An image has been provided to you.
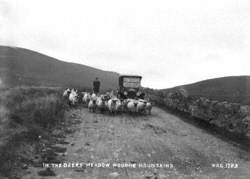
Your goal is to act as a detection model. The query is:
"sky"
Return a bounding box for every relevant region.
[1,0,250,89]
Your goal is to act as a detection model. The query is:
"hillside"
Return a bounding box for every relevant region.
[163,76,250,105]
[0,46,119,90]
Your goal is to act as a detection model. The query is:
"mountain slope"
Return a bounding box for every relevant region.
[163,76,250,105]
[0,46,119,90]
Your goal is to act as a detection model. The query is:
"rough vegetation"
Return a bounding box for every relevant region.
[0,86,68,178]
[145,88,250,136]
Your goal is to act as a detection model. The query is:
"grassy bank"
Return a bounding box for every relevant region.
[0,86,68,178]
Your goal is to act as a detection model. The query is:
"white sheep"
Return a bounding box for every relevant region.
[82,92,91,106]
[107,98,120,114]
[96,95,107,113]
[88,99,97,112]
[63,88,70,98]
[145,102,152,115]
[137,99,147,114]
[69,89,78,106]
[126,99,138,113]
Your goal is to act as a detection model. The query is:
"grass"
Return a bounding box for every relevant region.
[0,86,68,177]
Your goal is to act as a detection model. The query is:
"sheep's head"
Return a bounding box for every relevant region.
[112,99,118,104]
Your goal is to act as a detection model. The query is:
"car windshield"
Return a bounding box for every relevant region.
[123,77,141,88]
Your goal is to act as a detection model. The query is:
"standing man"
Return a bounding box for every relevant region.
[93,77,101,94]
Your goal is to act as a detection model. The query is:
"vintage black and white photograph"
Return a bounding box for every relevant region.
[0,0,250,178]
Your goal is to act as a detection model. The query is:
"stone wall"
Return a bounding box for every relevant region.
[149,89,250,135]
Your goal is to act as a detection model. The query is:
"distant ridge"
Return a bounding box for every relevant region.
[163,76,250,105]
[0,46,119,90]
[2,46,250,105]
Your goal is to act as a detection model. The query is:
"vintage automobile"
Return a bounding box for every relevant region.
[118,75,145,99]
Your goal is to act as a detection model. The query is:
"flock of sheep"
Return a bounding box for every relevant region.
[63,88,152,115]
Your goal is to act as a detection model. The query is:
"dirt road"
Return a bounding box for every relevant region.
[23,107,250,179]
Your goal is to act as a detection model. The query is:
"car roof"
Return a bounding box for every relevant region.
[119,75,142,79]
